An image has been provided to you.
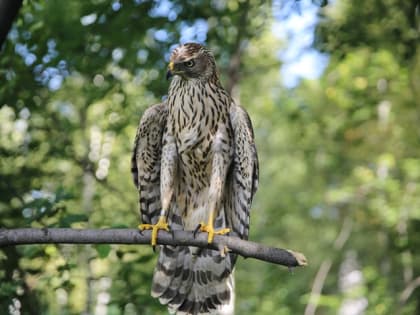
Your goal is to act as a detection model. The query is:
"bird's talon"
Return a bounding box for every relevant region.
[138,216,169,246]
[223,245,230,254]
[199,223,230,244]
[193,223,203,238]
[139,223,152,230]
[217,245,230,257]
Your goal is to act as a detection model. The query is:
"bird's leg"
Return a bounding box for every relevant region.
[199,134,230,243]
[139,134,177,247]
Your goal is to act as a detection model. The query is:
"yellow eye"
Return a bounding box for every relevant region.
[184,60,195,67]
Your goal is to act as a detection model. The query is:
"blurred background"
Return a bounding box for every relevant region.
[1,0,419,314]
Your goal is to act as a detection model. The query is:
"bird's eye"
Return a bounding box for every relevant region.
[184,60,195,68]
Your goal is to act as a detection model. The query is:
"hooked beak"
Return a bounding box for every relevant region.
[166,61,174,80]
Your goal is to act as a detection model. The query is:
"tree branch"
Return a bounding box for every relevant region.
[399,276,420,306]
[225,0,250,96]
[0,228,307,267]
[304,216,353,315]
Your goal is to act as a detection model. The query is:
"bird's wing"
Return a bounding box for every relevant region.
[225,104,259,240]
[131,103,168,225]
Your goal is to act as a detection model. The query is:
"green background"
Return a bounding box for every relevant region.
[1,0,419,314]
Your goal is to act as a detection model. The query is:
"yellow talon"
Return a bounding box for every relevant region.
[139,216,169,246]
[199,221,230,244]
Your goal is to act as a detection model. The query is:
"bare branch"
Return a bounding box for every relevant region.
[400,276,420,305]
[397,276,420,315]
[304,217,353,315]
[0,228,307,268]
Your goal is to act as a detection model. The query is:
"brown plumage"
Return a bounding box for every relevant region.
[131,43,259,315]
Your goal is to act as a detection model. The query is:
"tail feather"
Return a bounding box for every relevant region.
[156,247,194,307]
[152,245,235,315]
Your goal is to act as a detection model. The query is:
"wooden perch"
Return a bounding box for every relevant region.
[0,228,307,267]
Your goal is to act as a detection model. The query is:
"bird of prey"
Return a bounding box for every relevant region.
[131,42,259,315]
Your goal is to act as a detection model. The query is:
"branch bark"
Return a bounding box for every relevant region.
[0,228,307,268]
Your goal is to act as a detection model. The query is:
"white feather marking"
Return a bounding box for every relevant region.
[218,274,235,315]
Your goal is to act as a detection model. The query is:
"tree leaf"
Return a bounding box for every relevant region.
[95,244,111,259]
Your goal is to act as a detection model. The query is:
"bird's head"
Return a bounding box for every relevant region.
[166,43,218,82]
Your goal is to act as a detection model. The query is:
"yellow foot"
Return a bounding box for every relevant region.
[199,222,230,243]
[138,216,169,247]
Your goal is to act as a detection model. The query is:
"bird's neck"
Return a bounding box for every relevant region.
[168,75,223,93]
[168,77,230,105]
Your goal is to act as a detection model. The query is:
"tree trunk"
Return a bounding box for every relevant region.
[0,0,23,50]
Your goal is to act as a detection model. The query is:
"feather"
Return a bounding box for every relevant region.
[225,104,259,241]
[131,103,168,225]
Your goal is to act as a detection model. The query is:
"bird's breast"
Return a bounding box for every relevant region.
[168,83,231,184]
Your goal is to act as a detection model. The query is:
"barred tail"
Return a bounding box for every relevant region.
[152,246,235,315]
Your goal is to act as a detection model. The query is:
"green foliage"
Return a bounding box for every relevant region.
[1,0,419,314]
[95,244,112,259]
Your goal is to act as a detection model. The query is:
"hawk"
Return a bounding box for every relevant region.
[131,43,259,315]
